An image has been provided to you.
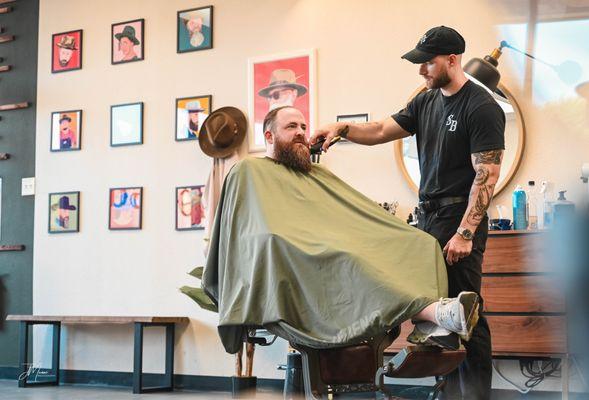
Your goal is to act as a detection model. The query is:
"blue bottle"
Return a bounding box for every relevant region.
[512,185,528,230]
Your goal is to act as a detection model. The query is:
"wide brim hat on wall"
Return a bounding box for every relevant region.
[114,25,140,45]
[258,69,308,98]
[199,107,247,158]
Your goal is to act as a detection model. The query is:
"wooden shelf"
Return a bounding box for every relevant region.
[0,34,13,43]
[0,6,12,14]
[488,229,548,236]
[0,153,9,160]
[0,102,28,111]
[0,65,10,73]
[0,245,25,252]
[0,0,16,5]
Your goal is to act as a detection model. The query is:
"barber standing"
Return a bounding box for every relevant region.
[312,26,505,400]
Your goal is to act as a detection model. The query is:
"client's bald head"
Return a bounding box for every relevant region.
[263,106,311,173]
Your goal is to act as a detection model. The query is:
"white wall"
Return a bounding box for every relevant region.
[33,0,588,392]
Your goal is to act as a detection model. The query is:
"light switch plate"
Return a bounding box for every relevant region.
[21,177,35,196]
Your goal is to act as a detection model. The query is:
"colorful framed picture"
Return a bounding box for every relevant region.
[175,95,211,141]
[50,110,82,152]
[175,185,205,230]
[111,19,144,64]
[110,102,143,147]
[336,113,369,124]
[177,6,213,53]
[248,49,316,152]
[48,191,80,233]
[51,29,83,73]
[109,187,142,230]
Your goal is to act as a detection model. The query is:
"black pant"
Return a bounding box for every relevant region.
[417,202,492,400]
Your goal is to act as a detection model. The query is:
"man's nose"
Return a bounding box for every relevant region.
[419,64,427,75]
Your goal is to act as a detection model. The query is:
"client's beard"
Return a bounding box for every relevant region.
[274,139,312,174]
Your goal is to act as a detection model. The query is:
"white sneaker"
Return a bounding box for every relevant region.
[407,321,460,350]
[434,291,480,341]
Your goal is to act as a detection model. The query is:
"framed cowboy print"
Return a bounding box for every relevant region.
[109,187,142,230]
[52,30,82,73]
[248,49,316,152]
[48,191,80,233]
[112,19,144,64]
[336,113,369,142]
[177,6,213,53]
[175,185,205,230]
[50,110,82,152]
[175,95,212,141]
[110,102,143,146]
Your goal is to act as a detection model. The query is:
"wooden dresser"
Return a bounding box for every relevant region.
[386,230,567,358]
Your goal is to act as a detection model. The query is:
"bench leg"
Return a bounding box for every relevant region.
[17,322,60,388]
[165,324,175,390]
[133,322,175,394]
[18,322,28,388]
[133,322,144,394]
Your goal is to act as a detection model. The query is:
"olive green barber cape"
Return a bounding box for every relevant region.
[203,157,448,354]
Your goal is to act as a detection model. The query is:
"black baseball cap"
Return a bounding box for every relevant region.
[401,26,466,64]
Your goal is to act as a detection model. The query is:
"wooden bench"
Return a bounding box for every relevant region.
[6,315,189,394]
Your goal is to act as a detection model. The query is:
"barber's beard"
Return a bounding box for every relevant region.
[274,139,312,174]
[59,58,70,67]
[428,69,451,89]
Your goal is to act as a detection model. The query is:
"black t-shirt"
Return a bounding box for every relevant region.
[392,80,505,201]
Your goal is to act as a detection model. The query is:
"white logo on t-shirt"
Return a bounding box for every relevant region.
[446,114,457,132]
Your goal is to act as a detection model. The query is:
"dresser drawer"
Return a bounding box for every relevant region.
[483,233,549,273]
[482,276,564,313]
[487,316,566,355]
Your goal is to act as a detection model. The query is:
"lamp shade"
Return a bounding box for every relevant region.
[464,54,501,92]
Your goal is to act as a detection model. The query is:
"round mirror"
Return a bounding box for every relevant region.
[394,81,525,196]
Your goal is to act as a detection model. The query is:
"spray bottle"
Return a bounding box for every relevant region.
[513,185,528,230]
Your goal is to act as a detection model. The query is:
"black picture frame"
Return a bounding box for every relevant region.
[175,185,205,231]
[176,6,213,54]
[111,18,145,65]
[48,191,80,234]
[51,29,83,74]
[50,109,83,152]
[108,186,143,230]
[336,113,369,123]
[110,102,144,147]
[174,95,212,142]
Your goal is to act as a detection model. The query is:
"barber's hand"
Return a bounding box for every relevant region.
[443,234,473,266]
[311,123,345,153]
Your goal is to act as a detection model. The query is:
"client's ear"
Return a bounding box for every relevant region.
[264,130,274,144]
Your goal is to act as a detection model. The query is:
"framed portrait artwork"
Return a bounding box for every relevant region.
[51,29,82,73]
[175,95,211,141]
[177,6,213,53]
[50,110,82,152]
[110,102,143,147]
[336,114,369,142]
[48,191,80,233]
[175,185,205,230]
[248,49,316,152]
[109,187,142,230]
[112,19,144,64]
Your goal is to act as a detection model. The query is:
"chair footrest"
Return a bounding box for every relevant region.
[384,345,466,379]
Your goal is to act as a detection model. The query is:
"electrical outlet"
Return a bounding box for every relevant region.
[21,177,35,196]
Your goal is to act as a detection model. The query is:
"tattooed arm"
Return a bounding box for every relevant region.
[443,149,504,265]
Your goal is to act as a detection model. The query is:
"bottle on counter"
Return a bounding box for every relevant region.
[526,180,538,230]
[512,185,528,230]
[540,181,554,229]
[553,190,575,225]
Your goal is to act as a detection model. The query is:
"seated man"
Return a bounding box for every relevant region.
[202,105,480,354]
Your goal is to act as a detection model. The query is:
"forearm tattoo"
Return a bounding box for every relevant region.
[474,150,502,165]
[466,150,503,226]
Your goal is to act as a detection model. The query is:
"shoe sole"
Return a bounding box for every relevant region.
[458,292,480,342]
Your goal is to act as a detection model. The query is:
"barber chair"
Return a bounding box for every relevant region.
[288,326,466,400]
